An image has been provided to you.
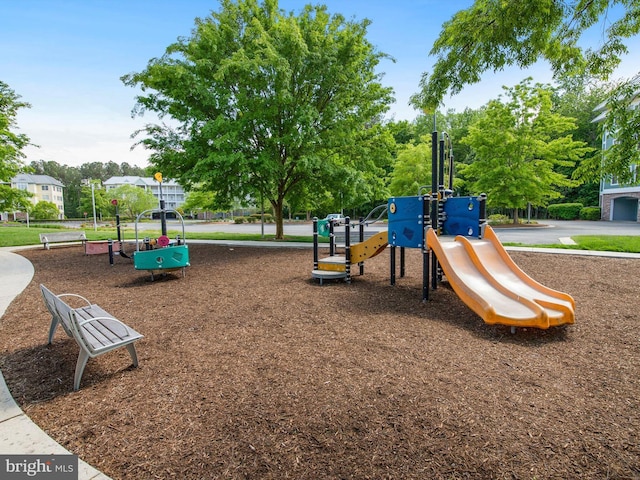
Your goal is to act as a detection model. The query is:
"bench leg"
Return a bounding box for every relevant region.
[47,317,59,344]
[74,350,90,391]
[126,343,139,367]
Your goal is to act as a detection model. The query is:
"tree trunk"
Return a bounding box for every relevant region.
[272,197,285,239]
[512,208,519,224]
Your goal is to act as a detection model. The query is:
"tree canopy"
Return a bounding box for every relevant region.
[413,0,640,111]
[460,79,592,222]
[576,77,640,185]
[110,184,158,219]
[31,201,59,220]
[412,0,640,185]
[388,137,432,197]
[122,0,394,238]
[0,81,31,182]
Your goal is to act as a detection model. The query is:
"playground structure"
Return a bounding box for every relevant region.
[312,205,389,285]
[83,200,133,264]
[132,173,190,280]
[313,131,575,330]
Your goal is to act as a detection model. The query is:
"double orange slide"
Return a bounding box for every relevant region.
[426,226,575,329]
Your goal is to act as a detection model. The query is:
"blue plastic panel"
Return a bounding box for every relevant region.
[442,196,482,237]
[387,196,429,248]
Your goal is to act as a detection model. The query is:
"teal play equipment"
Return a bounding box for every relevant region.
[132,173,190,280]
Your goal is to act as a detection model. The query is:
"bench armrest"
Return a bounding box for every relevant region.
[77,316,138,337]
[57,293,92,307]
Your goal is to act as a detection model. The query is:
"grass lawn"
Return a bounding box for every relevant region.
[2,223,639,252]
[0,223,322,248]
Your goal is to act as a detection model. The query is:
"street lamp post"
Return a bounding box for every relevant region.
[90,182,97,232]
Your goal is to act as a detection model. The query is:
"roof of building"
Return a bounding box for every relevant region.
[11,174,64,187]
[104,176,181,187]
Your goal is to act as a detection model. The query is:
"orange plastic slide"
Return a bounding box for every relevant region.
[426,226,575,329]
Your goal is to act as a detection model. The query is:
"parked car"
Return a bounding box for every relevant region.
[325,213,345,223]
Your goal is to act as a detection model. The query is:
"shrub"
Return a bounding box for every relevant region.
[579,206,601,221]
[487,214,511,225]
[233,216,245,224]
[246,216,257,223]
[32,201,60,220]
[547,203,583,220]
[249,213,273,222]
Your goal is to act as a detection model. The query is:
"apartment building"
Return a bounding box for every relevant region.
[103,176,187,210]
[593,83,640,222]
[1,173,65,220]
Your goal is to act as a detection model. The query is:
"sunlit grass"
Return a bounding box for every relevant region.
[1,224,638,252]
[0,224,324,247]
[502,235,640,253]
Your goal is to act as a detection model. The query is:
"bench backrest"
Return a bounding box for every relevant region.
[39,231,87,242]
[40,284,73,337]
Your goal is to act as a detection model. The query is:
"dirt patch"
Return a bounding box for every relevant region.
[1,244,638,479]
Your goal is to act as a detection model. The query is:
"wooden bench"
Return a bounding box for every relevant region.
[40,284,143,391]
[39,231,87,250]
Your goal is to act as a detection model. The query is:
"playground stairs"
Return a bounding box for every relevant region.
[312,255,349,284]
[312,231,388,285]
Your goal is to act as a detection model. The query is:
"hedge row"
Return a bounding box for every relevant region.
[234,214,274,224]
[579,206,601,221]
[547,203,601,220]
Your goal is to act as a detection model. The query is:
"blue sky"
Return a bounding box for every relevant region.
[2,1,639,168]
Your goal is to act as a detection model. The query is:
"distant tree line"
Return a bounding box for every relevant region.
[29,160,152,218]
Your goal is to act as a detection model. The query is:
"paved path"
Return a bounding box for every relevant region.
[0,248,110,479]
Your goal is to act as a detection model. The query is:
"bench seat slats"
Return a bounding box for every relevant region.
[80,318,141,351]
[40,284,143,390]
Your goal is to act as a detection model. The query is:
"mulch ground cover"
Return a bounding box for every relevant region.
[0,243,638,479]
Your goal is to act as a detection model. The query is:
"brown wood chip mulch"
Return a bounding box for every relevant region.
[0,243,638,479]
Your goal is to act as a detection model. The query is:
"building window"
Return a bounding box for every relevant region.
[42,185,49,191]
[17,182,27,191]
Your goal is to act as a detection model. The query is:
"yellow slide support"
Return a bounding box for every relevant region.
[317,231,388,272]
[426,226,575,329]
[350,231,388,264]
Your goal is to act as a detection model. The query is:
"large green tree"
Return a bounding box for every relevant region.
[0,81,31,182]
[122,0,393,238]
[79,181,112,221]
[414,0,639,109]
[413,0,640,182]
[0,81,33,217]
[461,79,592,222]
[576,77,640,185]
[31,201,59,220]
[388,137,433,197]
[552,75,608,205]
[0,185,32,216]
[110,184,157,219]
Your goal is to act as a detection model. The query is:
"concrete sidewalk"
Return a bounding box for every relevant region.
[0,248,110,479]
